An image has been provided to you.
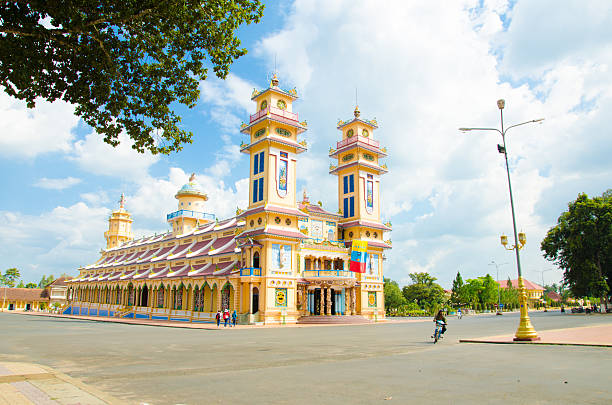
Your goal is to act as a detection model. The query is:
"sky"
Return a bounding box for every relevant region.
[1,0,611,289]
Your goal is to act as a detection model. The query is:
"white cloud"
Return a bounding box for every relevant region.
[0,93,79,158]
[253,0,612,287]
[34,177,82,190]
[70,131,160,179]
[0,203,109,282]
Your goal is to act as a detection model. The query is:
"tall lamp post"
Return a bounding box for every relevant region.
[460,99,544,341]
[489,260,508,315]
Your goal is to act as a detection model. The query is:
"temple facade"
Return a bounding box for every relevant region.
[66,75,391,324]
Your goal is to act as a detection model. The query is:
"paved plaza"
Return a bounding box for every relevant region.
[1,311,611,404]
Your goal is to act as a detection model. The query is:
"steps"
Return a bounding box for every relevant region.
[297,315,372,325]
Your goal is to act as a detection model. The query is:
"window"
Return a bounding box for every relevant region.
[349,196,355,217]
[343,198,349,218]
[343,174,354,194]
[258,177,264,201]
[349,174,354,193]
[253,179,258,203]
[254,153,259,175]
[259,151,264,173]
[343,176,348,194]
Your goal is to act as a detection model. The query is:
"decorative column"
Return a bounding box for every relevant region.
[216,286,222,312]
[248,282,253,314]
[350,287,356,315]
[326,287,332,316]
[345,288,350,314]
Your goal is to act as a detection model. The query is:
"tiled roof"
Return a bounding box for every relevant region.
[340,220,391,231]
[298,202,339,218]
[0,288,48,301]
[498,279,544,290]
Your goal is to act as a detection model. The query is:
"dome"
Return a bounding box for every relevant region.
[175,173,208,199]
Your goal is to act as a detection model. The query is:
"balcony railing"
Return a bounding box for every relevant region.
[249,107,299,124]
[303,270,355,278]
[336,135,379,150]
[166,210,216,222]
[240,267,262,276]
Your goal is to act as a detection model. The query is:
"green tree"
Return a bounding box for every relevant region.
[0,0,264,155]
[500,277,519,309]
[16,280,25,288]
[38,274,55,288]
[450,271,468,307]
[1,268,20,288]
[463,278,483,309]
[479,274,499,309]
[541,191,612,308]
[384,278,406,314]
[25,282,37,288]
[402,272,445,312]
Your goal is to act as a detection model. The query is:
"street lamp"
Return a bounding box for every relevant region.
[489,260,508,315]
[460,99,544,341]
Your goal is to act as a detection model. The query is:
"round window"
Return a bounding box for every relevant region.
[374,232,378,238]
[257,217,262,225]
[366,231,371,237]
[362,129,369,137]
[347,129,354,138]
[277,99,286,110]
[348,231,354,238]
[275,216,281,224]
[260,100,268,110]
[285,218,292,225]
[249,220,254,227]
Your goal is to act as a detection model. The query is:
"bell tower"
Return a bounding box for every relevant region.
[330,106,391,275]
[167,173,214,236]
[104,194,134,249]
[237,73,309,324]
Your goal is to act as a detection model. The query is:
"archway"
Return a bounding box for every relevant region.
[127,284,134,306]
[221,283,233,311]
[156,284,165,308]
[193,286,202,312]
[252,287,259,314]
[141,285,149,307]
[253,251,260,268]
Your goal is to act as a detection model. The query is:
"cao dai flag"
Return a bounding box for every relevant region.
[350,240,368,273]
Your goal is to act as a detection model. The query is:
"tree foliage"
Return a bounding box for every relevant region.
[384,278,406,313]
[402,272,446,310]
[0,1,264,154]
[25,282,37,288]
[541,191,612,302]
[1,268,21,287]
[38,274,55,288]
[450,271,467,306]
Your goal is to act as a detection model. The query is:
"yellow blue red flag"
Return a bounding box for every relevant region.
[349,240,368,273]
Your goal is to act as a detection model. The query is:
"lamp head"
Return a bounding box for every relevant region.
[497,99,505,110]
[518,232,526,246]
[459,128,471,132]
[500,234,508,247]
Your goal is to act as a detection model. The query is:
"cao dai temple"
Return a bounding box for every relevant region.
[66,75,391,324]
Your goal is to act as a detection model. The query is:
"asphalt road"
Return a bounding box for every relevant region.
[1,311,610,404]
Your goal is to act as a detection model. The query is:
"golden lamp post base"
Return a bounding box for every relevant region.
[513,276,540,341]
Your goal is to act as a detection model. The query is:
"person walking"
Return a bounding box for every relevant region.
[232,309,237,327]
[457,307,462,319]
[215,310,221,327]
[223,309,229,327]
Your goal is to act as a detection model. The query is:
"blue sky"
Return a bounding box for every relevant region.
[1,0,611,288]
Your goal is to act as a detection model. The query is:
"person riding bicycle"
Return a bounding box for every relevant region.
[433,309,447,336]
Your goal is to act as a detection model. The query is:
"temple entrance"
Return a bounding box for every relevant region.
[9,304,14,310]
[141,286,148,307]
[313,288,321,315]
[307,287,347,315]
[252,287,259,314]
[221,284,230,310]
[26,303,31,311]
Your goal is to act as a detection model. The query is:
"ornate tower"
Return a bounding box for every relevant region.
[167,173,214,236]
[104,194,134,249]
[330,106,391,316]
[238,73,308,324]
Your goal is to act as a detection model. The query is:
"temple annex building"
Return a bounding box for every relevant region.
[66,75,391,325]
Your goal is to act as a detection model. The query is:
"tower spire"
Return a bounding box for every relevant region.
[119,193,125,209]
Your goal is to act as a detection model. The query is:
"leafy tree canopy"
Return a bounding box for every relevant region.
[450,271,468,306]
[402,272,445,310]
[25,282,37,288]
[541,191,612,302]
[38,274,55,288]
[0,0,264,154]
[384,278,406,310]
[1,268,20,287]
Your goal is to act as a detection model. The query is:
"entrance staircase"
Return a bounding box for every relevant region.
[297,315,372,325]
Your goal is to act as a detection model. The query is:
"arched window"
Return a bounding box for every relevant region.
[253,251,260,268]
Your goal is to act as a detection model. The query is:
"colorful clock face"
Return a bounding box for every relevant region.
[260,100,268,110]
[347,129,354,138]
[277,99,287,110]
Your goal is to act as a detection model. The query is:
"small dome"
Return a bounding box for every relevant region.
[175,173,208,200]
